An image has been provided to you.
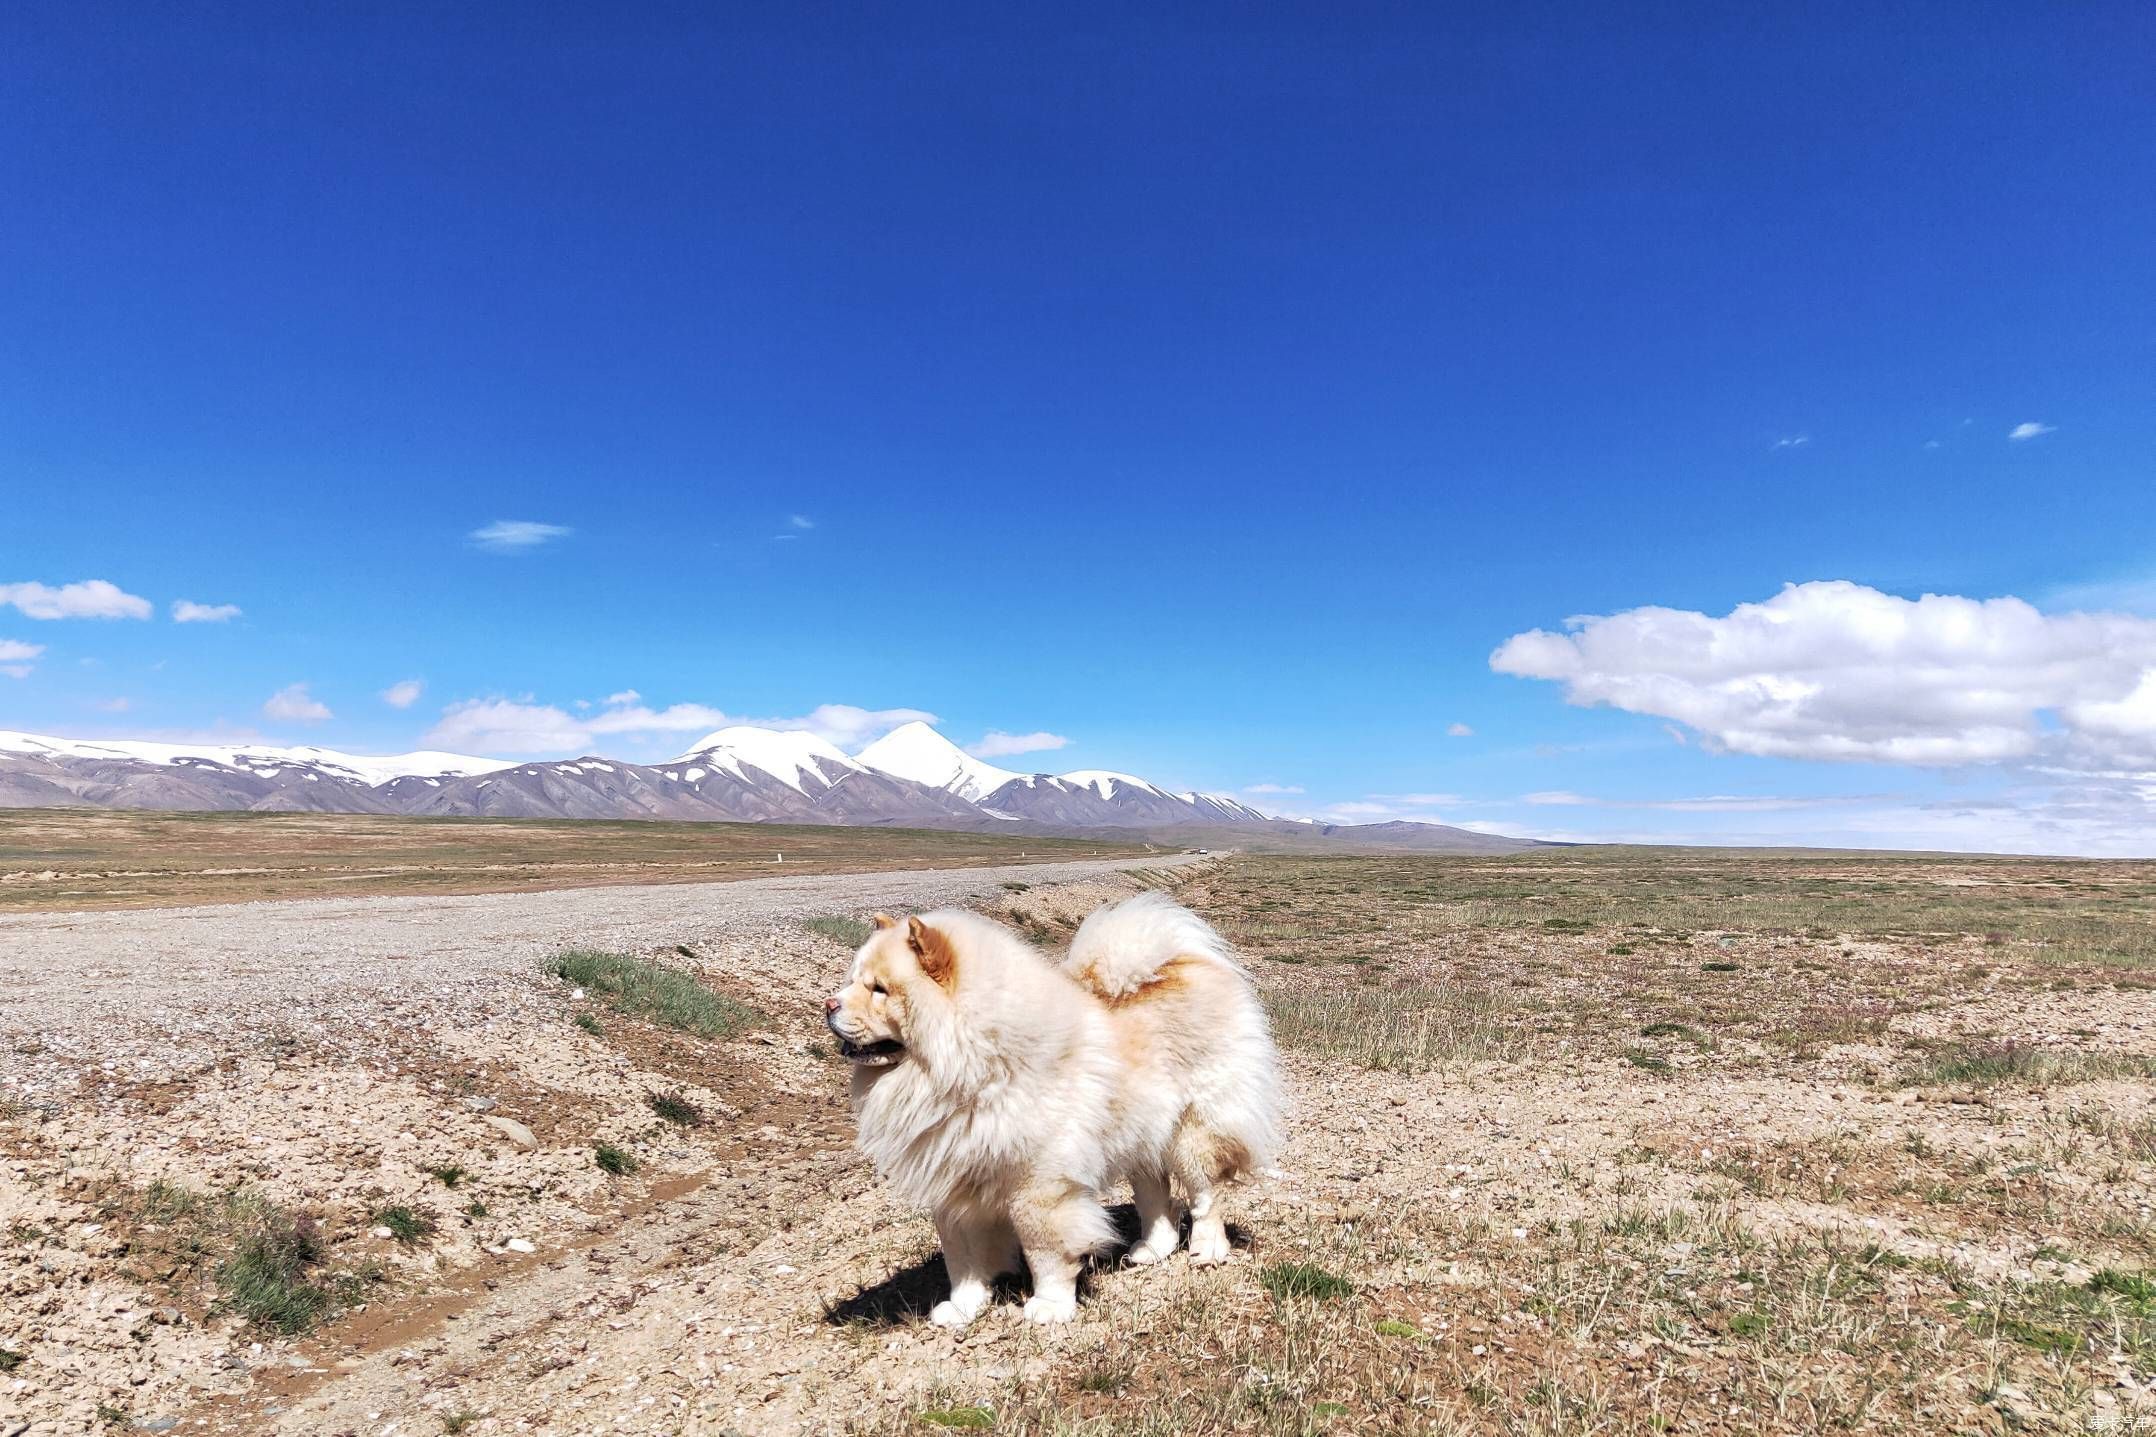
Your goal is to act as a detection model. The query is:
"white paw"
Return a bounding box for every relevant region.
[1022,1293,1077,1324]
[929,1299,977,1329]
[1125,1235,1176,1267]
[1188,1228,1231,1266]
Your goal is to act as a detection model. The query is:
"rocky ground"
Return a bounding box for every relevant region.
[4,847,2155,1435]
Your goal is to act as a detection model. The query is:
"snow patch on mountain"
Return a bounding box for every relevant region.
[0,730,513,786]
[670,726,861,794]
[854,721,1023,802]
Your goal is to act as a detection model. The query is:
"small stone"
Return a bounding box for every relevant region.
[372,1226,395,1239]
[483,1116,538,1149]
[505,1238,536,1254]
[461,1096,498,1113]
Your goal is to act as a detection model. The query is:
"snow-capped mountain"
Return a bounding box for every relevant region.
[854,721,1023,803]
[0,722,1531,850]
[852,721,1275,827]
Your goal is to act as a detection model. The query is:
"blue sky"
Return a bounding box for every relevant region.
[4,5,2153,854]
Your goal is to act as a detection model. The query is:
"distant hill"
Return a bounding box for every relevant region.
[0,723,1541,853]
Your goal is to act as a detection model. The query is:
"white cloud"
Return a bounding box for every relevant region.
[2009,422,2056,442]
[1493,579,2156,769]
[381,679,425,709]
[1446,722,1474,737]
[0,638,41,679]
[469,520,571,552]
[0,579,153,621]
[1772,435,1810,449]
[968,730,1071,758]
[91,697,131,713]
[426,699,591,754]
[584,702,733,735]
[769,704,936,748]
[603,689,642,707]
[1384,793,1463,807]
[423,697,935,757]
[789,515,815,530]
[1241,783,1305,796]
[171,599,241,623]
[263,683,332,723]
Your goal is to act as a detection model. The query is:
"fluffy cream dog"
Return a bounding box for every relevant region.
[823,892,1280,1326]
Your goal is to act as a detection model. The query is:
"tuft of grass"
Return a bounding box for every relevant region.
[1261,1261,1355,1302]
[0,1348,23,1372]
[919,1408,994,1429]
[1623,1047,1673,1074]
[1900,1040,2156,1090]
[1373,1318,1425,1339]
[443,1412,479,1434]
[1075,1360,1132,1393]
[647,1091,703,1127]
[1701,960,1741,973]
[464,1199,489,1219]
[376,1205,436,1243]
[572,1011,604,1037]
[141,1178,201,1223]
[217,1205,333,1334]
[548,950,757,1039]
[594,1142,640,1176]
[804,915,876,948]
[427,1164,467,1189]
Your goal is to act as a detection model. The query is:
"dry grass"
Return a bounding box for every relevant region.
[0,807,1149,912]
[989,849,2156,1435]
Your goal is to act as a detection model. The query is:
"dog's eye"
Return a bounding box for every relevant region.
[870,982,887,996]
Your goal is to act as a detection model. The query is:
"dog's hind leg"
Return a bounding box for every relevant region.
[1124,1168,1182,1266]
[1172,1121,1252,1266]
[1013,1184,1113,1324]
[930,1206,1002,1329]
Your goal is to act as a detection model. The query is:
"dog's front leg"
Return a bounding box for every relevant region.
[930,1207,996,1328]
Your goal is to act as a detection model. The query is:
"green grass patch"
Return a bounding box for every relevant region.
[1373,1318,1424,1339]
[426,1164,467,1189]
[217,1205,334,1334]
[647,1091,703,1126]
[1623,1047,1673,1074]
[1261,1261,1355,1302]
[549,950,757,1039]
[919,1408,994,1429]
[0,1349,23,1372]
[573,1011,604,1037]
[594,1142,640,1176]
[375,1205,435,1243]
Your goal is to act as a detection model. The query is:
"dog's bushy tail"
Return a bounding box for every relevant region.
[1065,890,1241,1000]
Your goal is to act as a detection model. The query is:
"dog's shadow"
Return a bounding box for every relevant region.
[822,1203,1253,1329]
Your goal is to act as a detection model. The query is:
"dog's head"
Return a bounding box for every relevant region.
[823,913,958,1067]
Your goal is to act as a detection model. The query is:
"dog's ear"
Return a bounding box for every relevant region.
[871,912,897,931]
[905,915,958,988]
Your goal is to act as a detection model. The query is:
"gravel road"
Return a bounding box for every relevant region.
[0,853,1192,1074]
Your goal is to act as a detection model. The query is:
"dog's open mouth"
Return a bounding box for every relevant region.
[836,1036,905,1066]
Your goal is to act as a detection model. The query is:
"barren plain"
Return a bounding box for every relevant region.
[5,838,2155,1435]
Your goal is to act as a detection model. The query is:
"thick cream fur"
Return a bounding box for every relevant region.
[828,894,1281,1325]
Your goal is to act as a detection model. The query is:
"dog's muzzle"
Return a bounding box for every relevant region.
[825,1009,905,1066]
